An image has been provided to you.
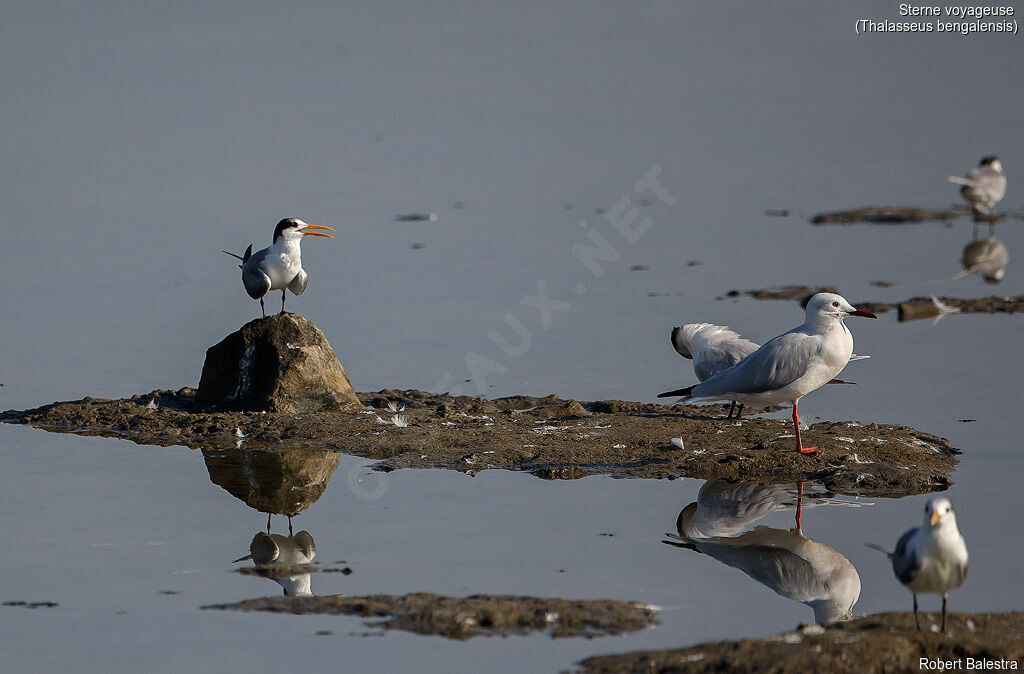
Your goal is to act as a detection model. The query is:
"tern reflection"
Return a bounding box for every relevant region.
[202,446,340,597]
[233,529,318,596]
[664,480,863,624]
[956,236,1008,284]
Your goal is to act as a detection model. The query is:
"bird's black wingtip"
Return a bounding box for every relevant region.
[657,385,695,398]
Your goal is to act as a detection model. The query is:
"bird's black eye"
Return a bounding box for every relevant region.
[831,301,839,307]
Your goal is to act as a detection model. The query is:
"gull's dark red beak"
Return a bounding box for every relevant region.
[847,308,877,319]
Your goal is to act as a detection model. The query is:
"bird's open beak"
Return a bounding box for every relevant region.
[930,511,942,527]
[301,224,335,239]
[847,308,877,319]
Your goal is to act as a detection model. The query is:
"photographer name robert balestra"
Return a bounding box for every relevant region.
[920,658,1018,671]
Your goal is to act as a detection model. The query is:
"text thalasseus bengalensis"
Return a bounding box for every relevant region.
[867,497,968,632]
[670,323,871,419]
[224,218,335,318]
[948,156,1006,234]
[658,293,877,454]
[956,236,1008,284]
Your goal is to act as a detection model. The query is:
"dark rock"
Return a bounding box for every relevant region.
[394,213,437,222]
[195,314,360,413]
[3,390,959,497]
[202,592,657,640]
[810,206,961,225]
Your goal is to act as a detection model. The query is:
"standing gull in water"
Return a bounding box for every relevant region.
[867,497,968,632]
[658,293,877,454]
[671,323,871,419]
[948,156,1006,235]
[224,218,335,317]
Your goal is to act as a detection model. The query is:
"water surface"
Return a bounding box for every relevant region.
[2,2,1022,672]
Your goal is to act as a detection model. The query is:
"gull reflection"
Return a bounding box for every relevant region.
[955,236,1008,284]
[664,480,864,623]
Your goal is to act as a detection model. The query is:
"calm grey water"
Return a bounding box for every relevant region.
[2,2,1022,672]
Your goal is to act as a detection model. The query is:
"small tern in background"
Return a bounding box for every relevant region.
[948,156,1006,235]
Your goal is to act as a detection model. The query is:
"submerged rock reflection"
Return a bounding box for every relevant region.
[664,480,864,624]
[202,446,340,515]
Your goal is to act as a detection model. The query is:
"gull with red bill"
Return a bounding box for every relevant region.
[658,293,877,454]
[224,217,335,317]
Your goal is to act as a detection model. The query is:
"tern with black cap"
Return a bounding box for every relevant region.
[224,218,335,317]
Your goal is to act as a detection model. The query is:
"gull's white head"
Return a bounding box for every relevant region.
[924,497,958,529]
[804,293,878,323]
[272,218,336,244]
[979,156,1003,174]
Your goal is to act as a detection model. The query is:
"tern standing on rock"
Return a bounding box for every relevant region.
[867,498,968,633]
[224,218,335,317]
[658,293,877,454]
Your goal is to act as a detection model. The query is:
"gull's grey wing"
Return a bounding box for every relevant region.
[287,267,308,295]
[691,538,824,604]
[692,331,819,397]
[891,527,921,585]
[241,248,272,300]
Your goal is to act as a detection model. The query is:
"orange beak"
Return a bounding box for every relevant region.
[301,224,335,239]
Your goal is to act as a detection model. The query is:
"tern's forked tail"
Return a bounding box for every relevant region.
[222,244,255,269]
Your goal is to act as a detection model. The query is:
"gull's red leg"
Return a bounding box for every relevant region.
[795,478,805,531]
[793,401,819,455]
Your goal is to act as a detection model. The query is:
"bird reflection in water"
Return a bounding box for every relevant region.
[202,446,341,597]
[956,236,1008,285]
[233,526,318,597]
[664,479,865,624]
